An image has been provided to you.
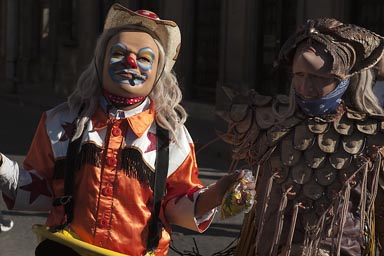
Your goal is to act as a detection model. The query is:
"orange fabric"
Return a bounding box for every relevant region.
[21,105,208,256]
[91,107,108,131]
[23,113,66,226]
[126,101,155,137]
[23,113,55,181]
[165,143,203,200]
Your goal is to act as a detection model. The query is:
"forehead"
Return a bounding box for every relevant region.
[107,31,158,53]
[292,40,333,76]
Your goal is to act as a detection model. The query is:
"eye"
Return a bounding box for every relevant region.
[110,51,125,64]
[137,48,155,64]
[111,51,125,58]
[137,56,152,63]
[110,43,128,59]
[294,72,305,78]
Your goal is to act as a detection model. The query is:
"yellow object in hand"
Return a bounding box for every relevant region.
[220,169,255,219]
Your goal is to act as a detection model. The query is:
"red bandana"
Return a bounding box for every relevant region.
[102,89,145,106]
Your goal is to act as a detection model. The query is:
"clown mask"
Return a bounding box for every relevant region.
[102,31,159,109]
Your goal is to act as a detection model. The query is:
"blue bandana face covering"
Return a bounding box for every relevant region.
[294,78,350,117]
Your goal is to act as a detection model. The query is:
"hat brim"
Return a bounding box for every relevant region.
[104,4,181,72]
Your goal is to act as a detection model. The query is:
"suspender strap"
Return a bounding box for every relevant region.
[52,130,83,231]
[146,124,169,252]
[52,109,85,231]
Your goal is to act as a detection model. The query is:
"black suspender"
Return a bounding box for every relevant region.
[146,124,169,252]
[52,126,84,231]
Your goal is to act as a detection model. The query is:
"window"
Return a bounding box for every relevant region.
[191,0,221,103]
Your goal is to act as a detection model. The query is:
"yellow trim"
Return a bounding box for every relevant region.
[32,224,128,256]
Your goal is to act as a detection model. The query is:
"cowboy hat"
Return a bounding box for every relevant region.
[104,3,181,72]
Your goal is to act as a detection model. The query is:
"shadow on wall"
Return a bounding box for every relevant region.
[0,93,63,155]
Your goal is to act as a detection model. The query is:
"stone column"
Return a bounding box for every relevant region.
[71,0,100,93]
[0,0,5,82]
[5,0,19,92]
[296,0,346,21]
[17,0,41,90]
[216,0,258,108]
[160,0,194,98]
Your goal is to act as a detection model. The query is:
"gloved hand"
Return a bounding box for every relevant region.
[0,153,19,193]
[220,169,255,219]
[195,169,256,217]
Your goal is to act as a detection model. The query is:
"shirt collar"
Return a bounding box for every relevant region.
[92,97,155,137]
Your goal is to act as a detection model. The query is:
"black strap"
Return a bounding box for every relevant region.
[52,106,85,231]
[146,124,169,252]
[52,130,83,231]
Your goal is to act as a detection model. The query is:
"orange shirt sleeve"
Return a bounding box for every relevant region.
[164,143,216,232]
[23,112,56,181]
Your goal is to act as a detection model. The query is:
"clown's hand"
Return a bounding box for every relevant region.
[219,169,256,219]
[0,153,18,193]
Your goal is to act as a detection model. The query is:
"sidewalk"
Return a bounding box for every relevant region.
[0,90,243,256]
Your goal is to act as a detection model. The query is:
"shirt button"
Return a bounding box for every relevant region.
[112,127,122,137]
[98,217,109,229]
[106,157,117,167]
[102,186,113,196]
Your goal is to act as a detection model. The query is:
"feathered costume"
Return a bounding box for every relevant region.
[219,18,384,255]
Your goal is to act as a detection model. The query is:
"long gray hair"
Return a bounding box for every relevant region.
[65,26,187,141]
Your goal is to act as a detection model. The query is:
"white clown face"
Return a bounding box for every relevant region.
[102,31,159,99]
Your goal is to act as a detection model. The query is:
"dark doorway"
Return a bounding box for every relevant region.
[190,0,221,103]
[256,0,297,96]
[351,0,384,35]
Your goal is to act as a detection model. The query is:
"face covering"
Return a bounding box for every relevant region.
[294,78,350,117]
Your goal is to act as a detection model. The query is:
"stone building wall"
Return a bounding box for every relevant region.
[0,0,383,111]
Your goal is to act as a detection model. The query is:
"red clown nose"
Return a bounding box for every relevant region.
[126,56,138,68]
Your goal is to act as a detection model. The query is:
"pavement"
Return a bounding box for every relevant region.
[0,88,245,256]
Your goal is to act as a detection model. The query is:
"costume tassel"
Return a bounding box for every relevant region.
[77,143,102,168]
[312,212,327,256]
[284,203,300,256]
[254,174,275,254]
[336,182,351,256]
[269,187,290,255]
[303,211,327,256]
[234,208,257,256]
[366,155,381,255]
[359,164,368,234]
[121,148,155,188]
[368,156,381,214]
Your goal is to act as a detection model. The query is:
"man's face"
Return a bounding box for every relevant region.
[292,40,337,100]
[102,31,159,98]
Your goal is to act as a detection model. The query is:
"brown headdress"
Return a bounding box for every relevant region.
[279,18,384,80]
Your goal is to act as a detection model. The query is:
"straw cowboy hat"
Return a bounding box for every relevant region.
[104,3,181,72]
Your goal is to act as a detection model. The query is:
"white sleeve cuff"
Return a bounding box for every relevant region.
[0,154,52,211]
[0,154,20,198]
[165,188,216,232]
